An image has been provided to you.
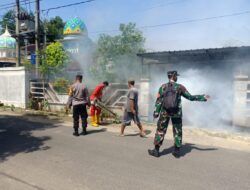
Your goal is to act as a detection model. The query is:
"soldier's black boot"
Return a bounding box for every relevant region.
[148,145,160,157]
[172,146,180,158]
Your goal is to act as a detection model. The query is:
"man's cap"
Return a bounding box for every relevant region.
[167,71,180,76]
[76,74,83,77]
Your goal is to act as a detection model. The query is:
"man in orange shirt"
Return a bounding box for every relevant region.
[90,81,109,127]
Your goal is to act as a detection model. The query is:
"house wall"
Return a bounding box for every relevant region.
[139,58,250,128]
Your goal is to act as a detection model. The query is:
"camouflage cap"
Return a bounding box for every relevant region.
[167,70,180,76]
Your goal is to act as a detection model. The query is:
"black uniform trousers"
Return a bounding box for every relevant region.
[73,104,88,131]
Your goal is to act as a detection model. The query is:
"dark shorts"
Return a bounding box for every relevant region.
[122,111,141,126]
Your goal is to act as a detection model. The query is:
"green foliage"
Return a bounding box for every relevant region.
[40,42,69,79]
[46,42,68,67]
[91,23,145,82]
[0,11,64,44]
[10,104,15,111]
[22,59,35,70]
[0,9,35,45]
[42,99,49,111]
[0,10,15,33]
[28,98,33,109]
[43,16,65,42]
[52,77,70,94]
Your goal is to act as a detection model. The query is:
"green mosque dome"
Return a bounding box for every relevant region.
[0,27,16,49]
[63,17,88,36]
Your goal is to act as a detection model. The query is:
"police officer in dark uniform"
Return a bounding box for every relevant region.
[68,75,90,136]
[148,71,210,158]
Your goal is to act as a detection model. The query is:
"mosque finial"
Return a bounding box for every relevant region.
[1,25,11,37]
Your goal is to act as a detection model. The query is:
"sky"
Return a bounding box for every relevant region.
[1,0,250,51]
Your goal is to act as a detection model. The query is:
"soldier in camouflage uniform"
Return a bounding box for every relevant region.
[148,71,209,158]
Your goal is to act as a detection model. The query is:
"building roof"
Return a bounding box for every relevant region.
[137,46,250,63]
[0,26,16,49]
[63,17,88,36]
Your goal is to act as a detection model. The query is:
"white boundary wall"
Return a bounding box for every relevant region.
[0,67,29,108]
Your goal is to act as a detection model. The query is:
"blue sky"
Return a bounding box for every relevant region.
[1,0,250,51]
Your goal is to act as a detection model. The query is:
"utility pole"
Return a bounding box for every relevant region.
[15,0,21,67]
[43,26,47,68]
[24,38,28,59]
[44,24,47,49]
[35,0,40,77]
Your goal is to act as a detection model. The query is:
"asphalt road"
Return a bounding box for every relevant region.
[0,115,249,190]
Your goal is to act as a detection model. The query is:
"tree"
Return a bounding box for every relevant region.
[0,10,64,43]
[0,8,35,33]
[0,10,16,34]
[0,9,35,45]
[43,16,65,42]
[40,42,69,79]
[91,23,145,82]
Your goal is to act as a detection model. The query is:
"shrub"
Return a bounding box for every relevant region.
[53,78,70,94]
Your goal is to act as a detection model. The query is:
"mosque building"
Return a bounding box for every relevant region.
[0,26,16,67]
[61,17,94,79]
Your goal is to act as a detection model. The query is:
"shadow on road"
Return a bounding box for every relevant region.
[87,128,107,135]
[124,133,140,137]
[121,130,152,137]
[161,143,218,157]
[0,114,61,163]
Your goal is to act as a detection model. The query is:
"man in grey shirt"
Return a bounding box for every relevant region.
[69,75,90,136]
[119,80,146,137]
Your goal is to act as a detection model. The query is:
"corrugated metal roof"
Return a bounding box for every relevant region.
[137,46,250,63]
[137,46,250,57]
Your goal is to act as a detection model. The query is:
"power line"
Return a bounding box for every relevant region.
[0,0,27,8]
[89,10,250,34]
[0,1,18,8]
[143,0,186,11]
[1,1,249,36]
[0,0,39,11]
[41,0,96,14]
[140,10,250,29]
[24,0,28,10]
[28,0,32,13]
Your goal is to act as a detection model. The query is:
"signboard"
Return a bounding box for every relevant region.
[31,54,36,65]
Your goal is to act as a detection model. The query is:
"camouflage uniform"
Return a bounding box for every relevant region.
[154,82,207,148]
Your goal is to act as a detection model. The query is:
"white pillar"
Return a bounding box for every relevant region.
[233,75,250,127]
[139,78,150,121]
